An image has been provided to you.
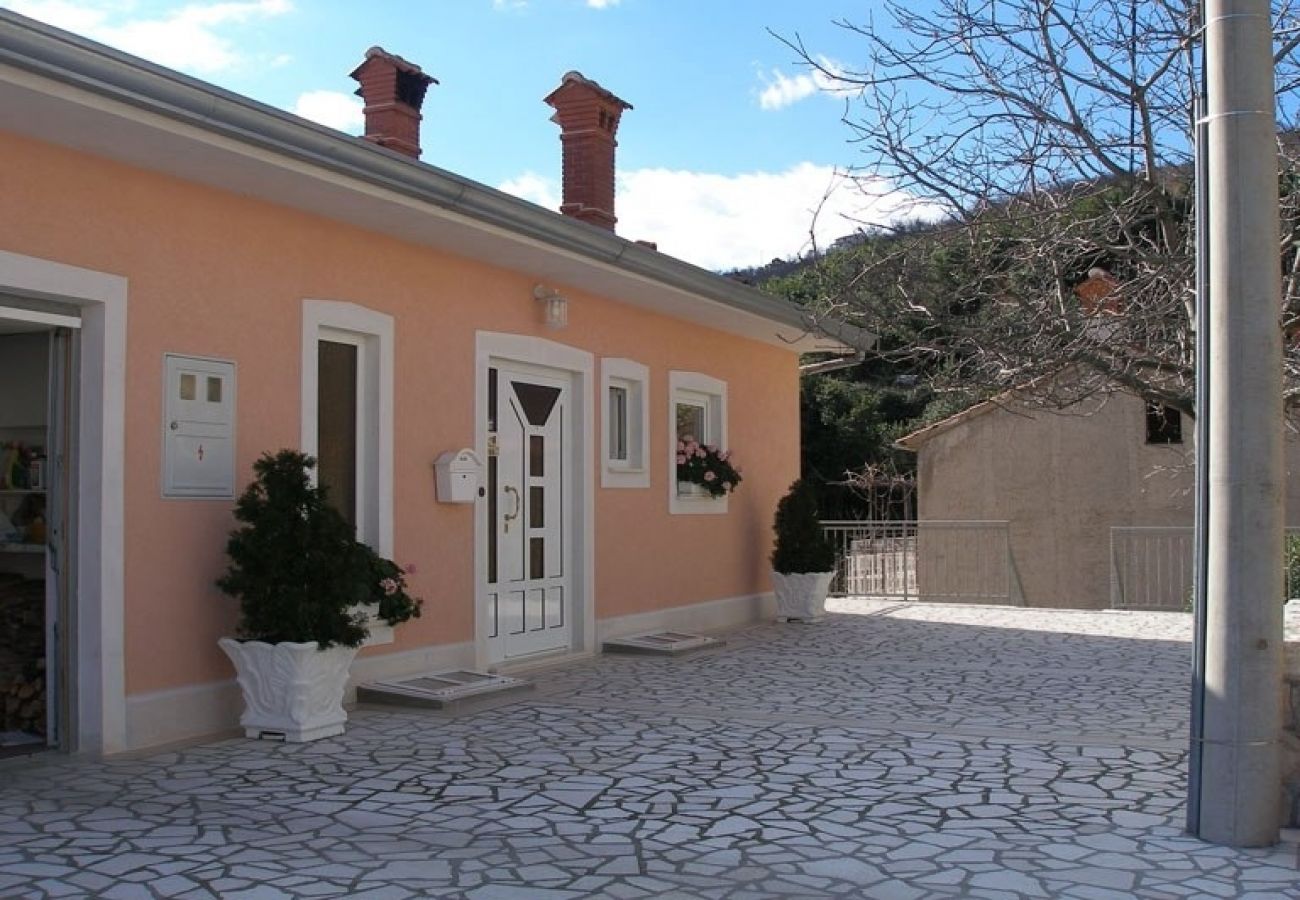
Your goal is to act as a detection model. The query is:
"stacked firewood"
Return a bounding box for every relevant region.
[0,574,45,736]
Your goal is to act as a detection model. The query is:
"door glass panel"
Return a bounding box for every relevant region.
[529,537,545,579]
[513,383,561,426]
[317,340,358,530]
[206,376,223,403]
[487,455,498,584]
[529,435,544,477]
[529,486,544,528]
[488,367,498,433]
[179,373,196,401]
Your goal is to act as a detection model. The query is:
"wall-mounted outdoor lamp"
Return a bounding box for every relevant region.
[533,284,568,330]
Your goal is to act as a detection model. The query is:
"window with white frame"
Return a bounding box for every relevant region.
[601,358,649,488]
[669,370,727,515]
[302,300,396,642]
[317,333,364,530]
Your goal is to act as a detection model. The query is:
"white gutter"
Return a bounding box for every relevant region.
[798,351,865,375]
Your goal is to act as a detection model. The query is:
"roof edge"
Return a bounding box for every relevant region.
[894,394,1010,451]
[0,10,868,354]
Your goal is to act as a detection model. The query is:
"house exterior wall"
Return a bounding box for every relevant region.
[0,129,799,743]
[913,391,1267,609]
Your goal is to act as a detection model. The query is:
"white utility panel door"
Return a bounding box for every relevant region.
[163,354,235,498]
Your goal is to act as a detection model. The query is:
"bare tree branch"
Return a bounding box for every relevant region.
[778,0,1300,417]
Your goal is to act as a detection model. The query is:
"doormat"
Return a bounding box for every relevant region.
[602,631,724,656]
[358,670,533,710]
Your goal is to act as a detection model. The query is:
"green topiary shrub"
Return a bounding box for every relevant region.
[217,450,421,649]
[770,478,836,574]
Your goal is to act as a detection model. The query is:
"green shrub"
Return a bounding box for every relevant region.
[771,479,836,574]
[217,450,421,648]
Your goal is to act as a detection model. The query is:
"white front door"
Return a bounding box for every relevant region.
[484,362,573,662]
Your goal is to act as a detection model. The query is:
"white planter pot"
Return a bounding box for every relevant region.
[772,570,834,622]
[218,637,358,742]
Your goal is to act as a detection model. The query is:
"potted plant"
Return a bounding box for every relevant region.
[770,479,837,622]
[216,450,421,742]
[676,437,742,497]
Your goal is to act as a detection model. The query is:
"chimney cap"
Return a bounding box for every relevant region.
[544,70,632,111]
[349,46,439,86]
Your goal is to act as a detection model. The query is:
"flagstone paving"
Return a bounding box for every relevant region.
[2,599,1299,898]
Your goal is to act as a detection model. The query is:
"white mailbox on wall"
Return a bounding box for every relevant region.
[434,448,481,503]
[163,354,236,498]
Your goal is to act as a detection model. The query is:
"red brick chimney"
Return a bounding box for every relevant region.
[349,47,437,159]
[544,71,632,231]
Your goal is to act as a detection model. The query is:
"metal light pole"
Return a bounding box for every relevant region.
[1197,0,1285,847]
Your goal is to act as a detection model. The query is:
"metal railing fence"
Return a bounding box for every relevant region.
[1109,526,1300,610]
[821,520,1023,605]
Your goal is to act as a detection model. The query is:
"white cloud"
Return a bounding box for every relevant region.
[7,0,293,74]
[500,163,939,271]
[586,0,620,8]
[498,172,560,209]
[758,56,854,111]
[293,90,364,131]
[491,0,528,9]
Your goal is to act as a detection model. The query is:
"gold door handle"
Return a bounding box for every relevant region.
[503,485,521,533]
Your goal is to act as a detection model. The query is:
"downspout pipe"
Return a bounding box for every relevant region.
[1188,0,1210,837]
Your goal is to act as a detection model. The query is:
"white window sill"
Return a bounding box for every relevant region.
[603,463,649,489]
[670,483,728,515]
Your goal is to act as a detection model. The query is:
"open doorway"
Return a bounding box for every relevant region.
[0,310,76,757]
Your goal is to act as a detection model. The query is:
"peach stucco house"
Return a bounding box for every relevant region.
[0,12,850,756]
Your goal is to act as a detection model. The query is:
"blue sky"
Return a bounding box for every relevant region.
[4,0,929,270]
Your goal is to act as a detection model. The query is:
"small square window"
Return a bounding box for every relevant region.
[179,373,196,401]
[669,371,728,515]
[1145,402,1183,444]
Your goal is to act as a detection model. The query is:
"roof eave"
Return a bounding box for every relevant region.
[0,10,868,354]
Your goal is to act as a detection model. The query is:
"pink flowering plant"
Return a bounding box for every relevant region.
[676,436,743,498]
[367,553,424,626]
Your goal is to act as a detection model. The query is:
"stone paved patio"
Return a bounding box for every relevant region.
[2,599,1299,898]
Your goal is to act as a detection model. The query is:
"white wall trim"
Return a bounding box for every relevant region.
[125,678,243,751]
[347,639,477,686]
[598,591,773,642]
[668,370,729,515]
[601,357,650,489]
[0,248,127,755]
[123,638,478,752]
[475,331,595,671]
[300,299,394,557]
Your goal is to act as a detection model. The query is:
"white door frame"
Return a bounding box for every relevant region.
[474,332,594,670]
[0,249,127,755]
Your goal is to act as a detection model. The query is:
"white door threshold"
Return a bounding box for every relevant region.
[357,670,532,711]
[602,631,725,657]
